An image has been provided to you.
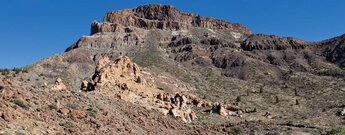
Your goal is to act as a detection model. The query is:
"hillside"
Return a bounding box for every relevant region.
[1,4,345,135]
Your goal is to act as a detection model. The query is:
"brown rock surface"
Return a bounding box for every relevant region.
[92,4,252,35]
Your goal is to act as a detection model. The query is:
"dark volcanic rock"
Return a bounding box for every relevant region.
[319,34,345,68]
[241,34,312,51]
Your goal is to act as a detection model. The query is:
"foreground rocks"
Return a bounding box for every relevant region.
[81,56,242,123]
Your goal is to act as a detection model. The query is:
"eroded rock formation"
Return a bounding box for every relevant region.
[81,56,220,123]
[91,4,252,35]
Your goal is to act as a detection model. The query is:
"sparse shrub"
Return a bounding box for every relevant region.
[48,104,58,110]
[227,126,243,135]
[10,98,30,109]
[328,126,345,135]
[236,96,241,102]
[275,96,279,103]
[22,69,28,73]
[135,76,142,83]
[259,86,264,93]
[294,88,299,96]
[87,107,97,118]
[0,68,10,76]
[0,132,11,135]
[12,67,22,74]
[202,95,207,99]
[59,120,74,128]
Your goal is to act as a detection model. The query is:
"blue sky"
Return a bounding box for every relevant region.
[1,0,345,68]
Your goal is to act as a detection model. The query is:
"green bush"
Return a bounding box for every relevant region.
[12,67,22,74]
[59,120,74,128]
[10,98,30,109]
[0,132,11,135]
[227,126,243,135]
[236,96,241,102]
[0,69,10,76]
[48,104,58,110]
[87,107,97,118]
[328,126,345,135]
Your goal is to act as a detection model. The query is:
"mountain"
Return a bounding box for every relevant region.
[1,4,345,134]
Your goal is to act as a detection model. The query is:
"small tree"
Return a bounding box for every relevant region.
[295,99,299,105]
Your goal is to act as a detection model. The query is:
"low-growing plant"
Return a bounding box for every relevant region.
[12,67,22,74]
[11,98,30,109]
[236,96,241,102]
[328,126,345,135]
[275,96,279,103]
[48,104,58,110]
[0,132,11,135]
[87,107,97,118]
[294,88,299,96]
[0,68,10,76]
[59,120,74,128]
[227,126,243,135]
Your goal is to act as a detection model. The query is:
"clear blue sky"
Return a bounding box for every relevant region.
[1,0,345,68]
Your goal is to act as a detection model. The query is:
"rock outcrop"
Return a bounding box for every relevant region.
[92,4,252,35]
[53,78,67,91]
[319,34,345,68]
[211,102,242,117]
[82,56,215,123]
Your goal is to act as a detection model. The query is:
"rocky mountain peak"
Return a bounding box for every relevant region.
[92,4,252,35]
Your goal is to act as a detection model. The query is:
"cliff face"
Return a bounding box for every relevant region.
[91,4,252,35]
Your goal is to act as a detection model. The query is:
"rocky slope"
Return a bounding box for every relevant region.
[1,4,345,135]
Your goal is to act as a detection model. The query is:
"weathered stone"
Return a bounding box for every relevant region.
[58,108,70,116]
[53,78,67,91]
